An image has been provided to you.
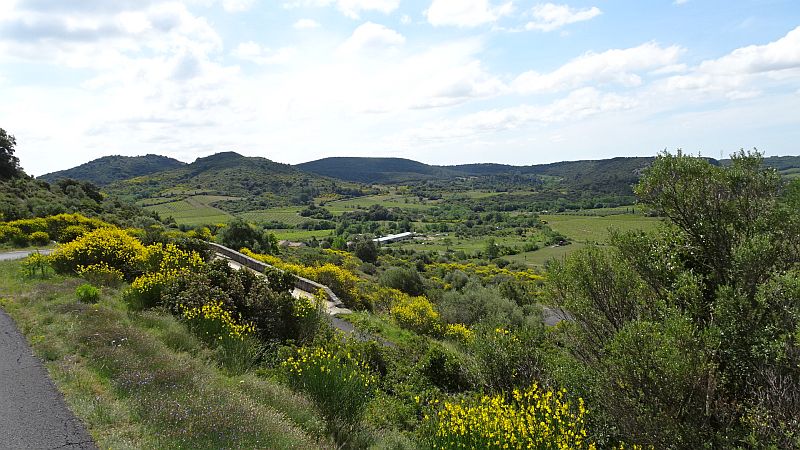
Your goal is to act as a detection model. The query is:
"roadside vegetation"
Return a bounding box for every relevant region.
[2,125,799,448]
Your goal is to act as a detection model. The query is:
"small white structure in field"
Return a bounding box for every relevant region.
[373,232,414,244]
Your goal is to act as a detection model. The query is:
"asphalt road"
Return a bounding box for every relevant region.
[0,249,53,261]
[0,310,95,449]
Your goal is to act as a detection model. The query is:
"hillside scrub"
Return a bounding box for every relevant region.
[543,151,800,447]
[0,260,330,448]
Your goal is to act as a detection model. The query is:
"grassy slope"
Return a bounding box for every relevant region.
[540,214,662,244]
[0,261,330,449]
[140,195,234,226]
[506,214,662,267]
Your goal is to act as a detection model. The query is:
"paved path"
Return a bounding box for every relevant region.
[0,310,95,449]
[0,249,53,261]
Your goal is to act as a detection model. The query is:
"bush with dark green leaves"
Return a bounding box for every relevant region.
[543,150,800,447]
[379,266,424,296]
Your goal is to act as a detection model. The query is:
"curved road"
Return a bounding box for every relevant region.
[0,250,95,449]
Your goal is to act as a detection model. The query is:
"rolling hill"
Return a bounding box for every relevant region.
[38,154,185,186]
[105,152,366,221]
[297,157,460,184]
[300,156,656,195]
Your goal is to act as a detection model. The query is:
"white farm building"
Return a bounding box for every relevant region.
[373,232,414,244]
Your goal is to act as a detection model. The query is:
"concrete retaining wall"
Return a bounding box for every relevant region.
[208,242,345,308]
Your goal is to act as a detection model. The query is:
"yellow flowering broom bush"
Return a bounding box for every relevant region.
[443,323,475,345]
[241,248,366,309]
[50,227,147,279]
[77,262,124,287]
[180,299,255,342]
[390,293,442,336]
[179,299,263,374]
[422,384,595,450]
[281,346,377,440]
[125,244,206,309]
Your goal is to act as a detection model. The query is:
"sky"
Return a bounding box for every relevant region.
[0,1,799,176]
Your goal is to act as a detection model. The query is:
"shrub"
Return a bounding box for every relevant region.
[421,384,594,449]
[124,271,174,310]
[380,266,425,296]
[44,213,109,242]
[144,243,205,274]
[421,344,475,393]
[58,225,88,242]
[390,294,441,336]
[75,284,100,303]
[443,323,474,345]
[313,264,363,309]
[180,300,255,343]
[77,262,124,287]
[21,252,51,278]
[469,326,543,394]
[29,231,50,246]
[50,228,147,279]
[282,346,377,443]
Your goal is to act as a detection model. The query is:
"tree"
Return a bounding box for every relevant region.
[352,236,378,263]
[379,266,425,296]
[544,150,800,447]
[0,128,22,179]
[220,218,261,251]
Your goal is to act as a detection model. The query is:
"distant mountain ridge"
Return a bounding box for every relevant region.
[105,151,364,211]
[299,155,800,185]
[297,157,460,184]
[39,154,185,186]
[43,153,800,204]
[299,156,657,188]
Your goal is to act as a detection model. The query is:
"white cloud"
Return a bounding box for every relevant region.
[233,41,295,64]
[426,0,513,28]
[400,14,411,25]
[673,0,689,5]
[338,22,405,54]
[664,26,800,97]
[293,18,320,29]
[525,3,601,32]
[221,0,255,12]
[283,0,399,19]
[404,87,636,143]
[514,42,683,94]
[699,26,800,74]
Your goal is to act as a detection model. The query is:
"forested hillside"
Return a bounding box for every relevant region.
[106,151,367,213]
[39,154,185,186]
[0,129,154,226]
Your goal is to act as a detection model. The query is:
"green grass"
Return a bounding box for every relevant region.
[239,207,309,226]
[325,194,437,215]
[0,261,330,449]
[142,195,233,226]
[339,311,421,347]
[270,229,334,241]
[540,214,662,244]
[506,243,588,267]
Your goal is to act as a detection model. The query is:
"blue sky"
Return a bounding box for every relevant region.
[0,0,798,175]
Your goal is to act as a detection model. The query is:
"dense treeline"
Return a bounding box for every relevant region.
[0,128,157,227]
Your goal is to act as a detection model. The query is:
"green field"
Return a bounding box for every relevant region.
[142,195,234,226]
[270,229,334,241]
[506,243,588,267]
[239,207,309,225]
[325,194,437,214]
[540,214,662,244]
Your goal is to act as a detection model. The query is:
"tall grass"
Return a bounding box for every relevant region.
[0,260,331,449]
